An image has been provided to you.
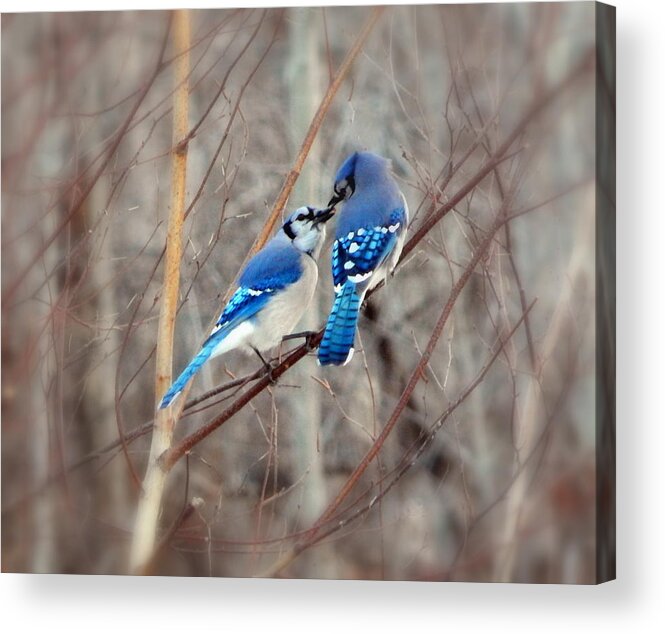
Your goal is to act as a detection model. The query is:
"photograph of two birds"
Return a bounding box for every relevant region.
[158,151,405,410]
[2,2,615,583]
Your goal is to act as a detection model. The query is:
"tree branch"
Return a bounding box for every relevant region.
[161,6,387,428]
[158,47,593,476]
[129,9,190,574]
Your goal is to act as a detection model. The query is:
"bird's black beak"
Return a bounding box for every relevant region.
[327,192,344,208]
[313,206,336,225]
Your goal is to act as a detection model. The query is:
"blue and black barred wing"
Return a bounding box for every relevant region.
[207,244,303,341]
[332,208,406,291]
[205,285,273,343]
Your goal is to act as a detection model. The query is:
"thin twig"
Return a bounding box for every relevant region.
[225,7,386,295]
[262,206,514,576]
[3,14,174,305]
[158,48,593,476]
[261,300,537,570]
[157,6,386,437]
[401,49,594,264]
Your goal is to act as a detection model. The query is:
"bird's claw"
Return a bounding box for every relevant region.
[282,330,318,353]
[264,360,278,385]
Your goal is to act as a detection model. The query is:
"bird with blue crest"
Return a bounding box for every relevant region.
[318,151,409,366]
[158,205,335,410]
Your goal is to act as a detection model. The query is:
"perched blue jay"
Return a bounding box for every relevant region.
[159,205,335,409]
[318,151,409,366]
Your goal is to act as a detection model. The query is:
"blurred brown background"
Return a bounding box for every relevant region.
[2,3,601,581]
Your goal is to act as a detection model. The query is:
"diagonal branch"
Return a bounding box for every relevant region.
[265,299,537,570]
[163,6,387,423]
[158,47,593,475]
[401,48,594,263]
[261,189,520,575]
[228,7,386,282]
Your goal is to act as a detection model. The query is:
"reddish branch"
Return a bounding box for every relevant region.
[4,47,593,530]
[261,203,514,575]
[400,48,594,263]
[159,333,322,470]
[160,6,387,419]
[228,7,386,284]
[275,299,538,565]
[160,47,593,474]
[311,218,507,528]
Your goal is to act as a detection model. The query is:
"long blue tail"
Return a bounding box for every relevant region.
[318,281,361,366]
[158,336,221,409]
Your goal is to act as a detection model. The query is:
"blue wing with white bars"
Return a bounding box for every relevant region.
[331,207,406,292]
[319,207,406,366]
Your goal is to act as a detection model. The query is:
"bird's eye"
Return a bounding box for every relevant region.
[297,214,306,221]
[334,176,354,200]
[347,176,355,194]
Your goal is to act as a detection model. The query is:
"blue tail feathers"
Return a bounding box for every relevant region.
[318,281,361,366]
[158,336,220,409]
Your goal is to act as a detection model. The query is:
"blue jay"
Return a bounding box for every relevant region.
[318,152,409,366]
[159,205,335,409]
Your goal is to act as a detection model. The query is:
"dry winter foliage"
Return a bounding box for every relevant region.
[2,3,601,582]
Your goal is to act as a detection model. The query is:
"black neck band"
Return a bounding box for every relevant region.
[283,222,296,240]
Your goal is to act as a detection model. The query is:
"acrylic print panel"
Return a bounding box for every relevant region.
[1,2,615,583]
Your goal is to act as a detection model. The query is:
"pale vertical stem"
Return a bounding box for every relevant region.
[493,189,595,581]
[286,7,331,574]
[129,9,190,574]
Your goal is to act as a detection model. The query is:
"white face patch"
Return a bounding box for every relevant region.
[348,271,372,284]
[293,226,323,254]
[348,242,360,254]
[285,207,328,255]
